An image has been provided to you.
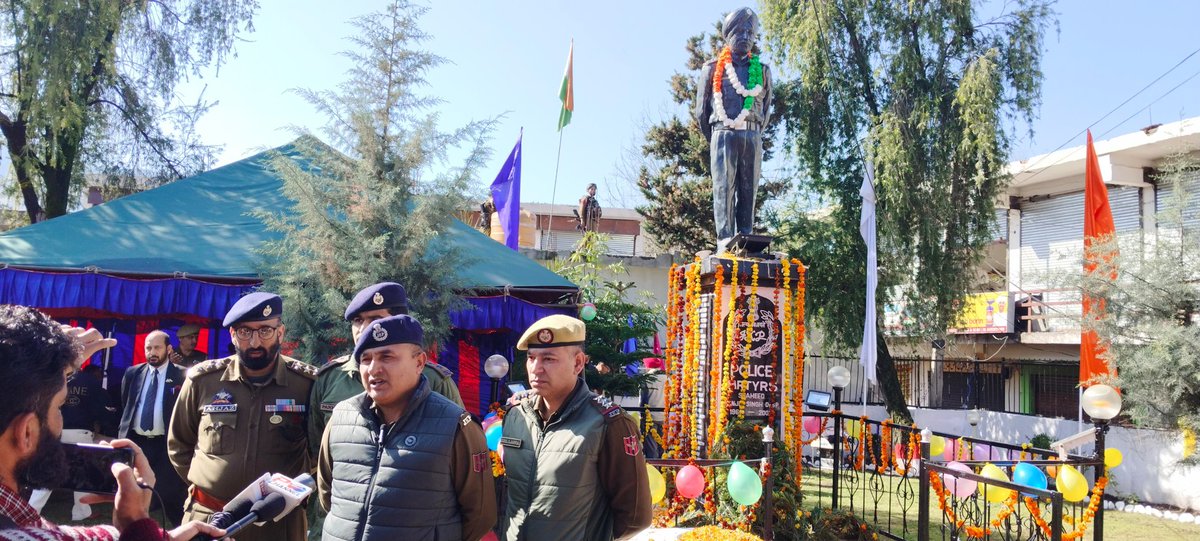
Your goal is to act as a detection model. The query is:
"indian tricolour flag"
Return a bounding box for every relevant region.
[558,40,573,131]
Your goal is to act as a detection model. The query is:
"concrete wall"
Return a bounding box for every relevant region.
[843,405,1200,511]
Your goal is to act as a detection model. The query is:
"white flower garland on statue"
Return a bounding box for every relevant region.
[712,49,764,130]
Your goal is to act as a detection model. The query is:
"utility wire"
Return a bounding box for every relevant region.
[1015,45,1200,183]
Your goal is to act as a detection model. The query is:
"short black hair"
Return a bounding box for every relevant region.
[387,307,409,317]
[0,305,79,433]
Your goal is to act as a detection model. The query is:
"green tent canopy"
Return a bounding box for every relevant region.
[0,140,575,293]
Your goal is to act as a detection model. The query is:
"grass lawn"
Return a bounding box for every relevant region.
[793,467,1200,541]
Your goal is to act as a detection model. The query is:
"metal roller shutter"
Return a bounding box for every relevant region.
[1156,169,1200,232]
[1018,186,1140,332]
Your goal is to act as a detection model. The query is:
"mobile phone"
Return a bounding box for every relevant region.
[59,443,134,494]
[506,381,528,394]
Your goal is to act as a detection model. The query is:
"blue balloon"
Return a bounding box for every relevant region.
[485,423,503,451]
[1012,462,1048,496]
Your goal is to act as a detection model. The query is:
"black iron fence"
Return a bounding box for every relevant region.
[804,355,1080,419]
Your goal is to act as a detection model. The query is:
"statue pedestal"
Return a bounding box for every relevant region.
[663,253,806,458]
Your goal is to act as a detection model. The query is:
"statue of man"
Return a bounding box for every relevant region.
[696,7,772,250]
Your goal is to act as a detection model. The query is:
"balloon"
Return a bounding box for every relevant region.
[943,439,959,462]
[1046,465,1058,480]
[485,423,503,451]
[803,416,822,435]
[1105,448,1123,469]
[929,435,946,457]
[482,411,497,423]
[481,416,500,432]
[676,465,706,499]
[893,442,910,461]
[845,420,863,440]
[1056,465,1089,502]
[1012,462,1048,496]
[973,443,992,462]
[943,461,977,499]
[979,463,1013,503]
[481,531,499,541]
[646,465,666,504]
[726,461,763,505]
[580,303,597,321]
[496,441,505,463]
[629,411,641,427]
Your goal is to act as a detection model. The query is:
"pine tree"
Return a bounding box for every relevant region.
[1085,155,1200,457]
[257,1,494,364]
[635,23,789,256]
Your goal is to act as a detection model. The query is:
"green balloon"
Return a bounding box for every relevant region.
[726,461,763,506]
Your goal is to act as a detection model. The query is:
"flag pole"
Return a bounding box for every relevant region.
[547,128,564,250]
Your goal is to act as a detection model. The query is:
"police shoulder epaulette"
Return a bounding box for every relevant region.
[428,362,453,379]
[588,393,624,422]
[286,359,319,379]
[187,358,230,379]
[316,355,351,376]
[459,411,473,428]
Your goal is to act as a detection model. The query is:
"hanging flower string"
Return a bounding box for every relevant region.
[1024,474,1109,541]
[712,46,764,129]
[929,469,1020,538]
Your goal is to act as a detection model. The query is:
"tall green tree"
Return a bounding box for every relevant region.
[258,0,493,364]
[0,0,258,223]
[635,23,789,256]
[1084,156,1200,457]
[761,0,1054,422]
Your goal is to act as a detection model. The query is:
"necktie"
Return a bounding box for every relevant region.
[139,369,159,432]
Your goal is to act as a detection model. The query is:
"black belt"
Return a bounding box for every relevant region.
[132,433,165,440]
[712,121,763,132]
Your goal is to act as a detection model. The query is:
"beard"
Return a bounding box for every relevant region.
[146,354,165,366]
[17,426,69,490]
[236,342,281,371]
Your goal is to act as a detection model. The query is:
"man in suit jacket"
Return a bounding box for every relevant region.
[121,330,187,525]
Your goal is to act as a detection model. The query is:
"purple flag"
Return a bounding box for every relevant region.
[489,132,522,250]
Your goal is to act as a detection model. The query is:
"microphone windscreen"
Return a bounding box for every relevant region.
[207,511,234,529]
[249,492,289,522]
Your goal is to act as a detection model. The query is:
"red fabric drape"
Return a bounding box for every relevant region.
[1081,130,1118,385]
[458,339,481,411]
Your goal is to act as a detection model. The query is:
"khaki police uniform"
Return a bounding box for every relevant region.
[168,354,317,541]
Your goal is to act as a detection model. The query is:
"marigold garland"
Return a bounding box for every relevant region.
[737,262,758,420]
[712,46,764,130]
[707,263,726,447]
[1023,474,1109,540]
[929,468,1020,538]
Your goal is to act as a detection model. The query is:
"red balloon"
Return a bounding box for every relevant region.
[676,465,706,499]
[802,416,822,434]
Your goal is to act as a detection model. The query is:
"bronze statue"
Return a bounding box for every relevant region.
[696,7,772,251]
[575,182,602,232]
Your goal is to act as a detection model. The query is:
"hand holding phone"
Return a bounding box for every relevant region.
[60,443,134,494]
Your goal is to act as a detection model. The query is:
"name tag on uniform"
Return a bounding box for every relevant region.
[320,402,337,412]
[201,404,237,413]
[500,437,522,449]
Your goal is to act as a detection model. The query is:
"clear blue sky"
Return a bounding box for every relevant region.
[181,1,1200,209]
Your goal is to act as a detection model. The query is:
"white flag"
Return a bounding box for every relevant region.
[859,161,878,385]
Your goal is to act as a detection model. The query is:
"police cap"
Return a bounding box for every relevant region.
[222,292,283,327]
[516,314,586,351]
[344,282,408,320]
[353,314,424,361]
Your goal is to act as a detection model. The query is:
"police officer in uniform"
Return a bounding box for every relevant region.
[317,315,496,541]
[309,282,464,455]
[168,292,317,541]
[500,315,652,541]
[171,324,208,367]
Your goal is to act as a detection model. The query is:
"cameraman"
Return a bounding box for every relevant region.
[0,305,225,540]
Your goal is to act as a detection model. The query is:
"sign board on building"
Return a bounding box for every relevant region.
[949,291,1012,334]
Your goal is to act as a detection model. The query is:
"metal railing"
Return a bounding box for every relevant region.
[804,355,1080,418]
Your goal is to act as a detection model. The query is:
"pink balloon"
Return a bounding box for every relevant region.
[972,443,991,462]
[943,461,977,499]
[676,465,706,499]
[481,531,499,541]
[802,416,822,435]
[481,416,500,431]
[943,440,958,462]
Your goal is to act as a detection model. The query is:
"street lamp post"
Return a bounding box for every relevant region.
[484,354,510,406]
[1081,384,1121,541]
[762,426,775,541]
[827,365,851,509]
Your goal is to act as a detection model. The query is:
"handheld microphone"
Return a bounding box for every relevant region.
[192,472,312,541]
[205,492,257,530]
[217,492,289,540]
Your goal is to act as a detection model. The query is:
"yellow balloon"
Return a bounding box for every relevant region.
[979,463,1013,503]
[629,411,641,427]
[1104,448,1123,469]
[929,435,946,457]
[1184,428,1197,459]
[646,464,666,504]
[846,420,863,439]
[1055,465,1089,502]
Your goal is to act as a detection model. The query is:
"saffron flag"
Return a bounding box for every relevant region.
[489,131,522,250]
[1080,130,1117,385]
[859,161,878,385]
[558,41,573,131]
